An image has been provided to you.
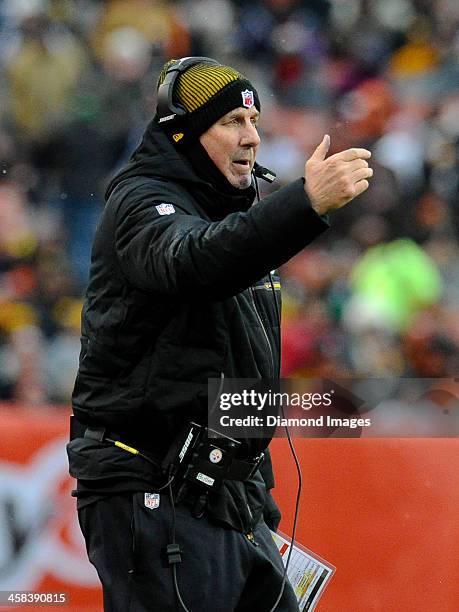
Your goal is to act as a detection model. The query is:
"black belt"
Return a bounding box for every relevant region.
[69,416,264,482]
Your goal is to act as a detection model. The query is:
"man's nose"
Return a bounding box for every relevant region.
[240,121,260,148]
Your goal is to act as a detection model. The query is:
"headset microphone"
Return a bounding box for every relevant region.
[253,162,276,184]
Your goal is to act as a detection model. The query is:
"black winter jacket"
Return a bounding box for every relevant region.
[68,120,329,532]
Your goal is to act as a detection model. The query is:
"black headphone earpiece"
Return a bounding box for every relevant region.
[156,56,221,124]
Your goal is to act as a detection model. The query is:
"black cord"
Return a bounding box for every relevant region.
[268,414,303,612]
[105,437,175,492]
[267,275,303,612]
[254,172,261,202]
[168,483,191,612]
[268,273,282,376]
[105,437,191,609]
[209,371,225,417]
[173,564,189,612]
[269,406,303,612]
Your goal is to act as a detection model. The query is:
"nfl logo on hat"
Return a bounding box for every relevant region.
[241,90,254,109]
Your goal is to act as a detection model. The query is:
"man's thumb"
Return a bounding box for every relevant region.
[309,134,330,161]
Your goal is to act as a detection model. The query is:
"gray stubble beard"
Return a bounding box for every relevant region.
[237,173,253,189]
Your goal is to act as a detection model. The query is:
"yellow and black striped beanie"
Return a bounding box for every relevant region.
[156,59,260,146]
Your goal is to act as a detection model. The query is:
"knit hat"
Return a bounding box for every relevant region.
[155,58,260,146]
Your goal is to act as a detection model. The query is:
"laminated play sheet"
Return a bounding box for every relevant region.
[271,530,336,611]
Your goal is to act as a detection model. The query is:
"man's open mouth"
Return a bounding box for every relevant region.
[233,160,251,168]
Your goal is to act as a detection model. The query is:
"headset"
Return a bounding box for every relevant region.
[156,56,221,124]
[156,56,277,185]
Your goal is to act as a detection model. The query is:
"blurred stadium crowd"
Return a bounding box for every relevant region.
[0,0,458,405]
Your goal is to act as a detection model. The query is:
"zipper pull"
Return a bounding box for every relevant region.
[245,504,258,545]
[246,531,259,546]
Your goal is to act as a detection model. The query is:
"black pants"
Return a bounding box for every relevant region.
[78,492,300,612]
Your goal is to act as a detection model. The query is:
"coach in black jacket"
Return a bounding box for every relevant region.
[68,57,373,612]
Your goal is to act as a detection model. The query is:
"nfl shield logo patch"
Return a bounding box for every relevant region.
[144,493,160,510]
[241,89,254,109]
[155,203,176,215]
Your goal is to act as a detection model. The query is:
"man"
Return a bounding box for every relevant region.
[68,57,372,611]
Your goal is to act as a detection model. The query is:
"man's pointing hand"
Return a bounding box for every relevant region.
[304,135,373,216]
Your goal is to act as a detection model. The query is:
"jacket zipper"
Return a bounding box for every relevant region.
[250,283,275,378]
[246,531,259,546]
[245,503,258,545]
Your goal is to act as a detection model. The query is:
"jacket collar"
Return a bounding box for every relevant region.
[105,120,255,221]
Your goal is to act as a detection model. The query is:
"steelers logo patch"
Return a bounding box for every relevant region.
[209,448,223,463]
